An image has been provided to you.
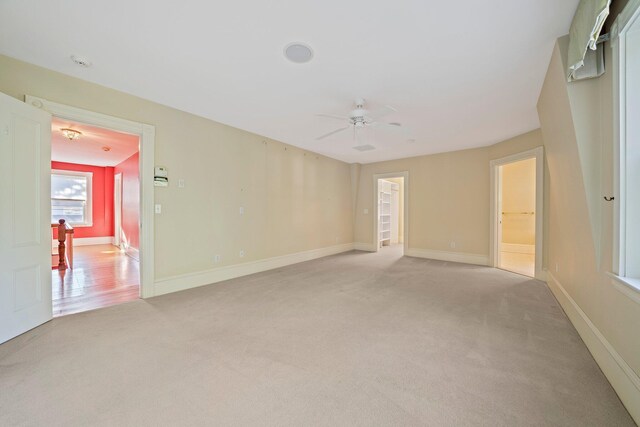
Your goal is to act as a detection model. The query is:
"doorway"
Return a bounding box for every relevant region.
[1,93,155,343]
[50,117,141,316]
[25,95,156,303]
[114,172,122,248]
[373,172,409,255]
[490,147,543,279]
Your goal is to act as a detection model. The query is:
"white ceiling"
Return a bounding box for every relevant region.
[51,118,139,167]
[0,0,579,164]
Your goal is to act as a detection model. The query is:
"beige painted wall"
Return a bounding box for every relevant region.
[501,158,536,245]
[538,36,640,420]
[0,54,354,281]
[353,129,543,258]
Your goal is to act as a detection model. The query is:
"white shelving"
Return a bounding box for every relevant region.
[378,179,399,248]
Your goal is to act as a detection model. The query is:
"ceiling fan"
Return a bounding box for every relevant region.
[315,98,402,141]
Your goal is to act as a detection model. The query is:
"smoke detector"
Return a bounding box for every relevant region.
[70,55,92,68]
[284,43,314,63]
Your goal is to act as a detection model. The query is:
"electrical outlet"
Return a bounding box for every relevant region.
[364,208,369,214]
[154,204,162,214]
[239,250,245,258]
[450,241,456,249]
[239,207,244,215]
[214,255,221,263]
[335,236,339,243]
[178,179,185,188]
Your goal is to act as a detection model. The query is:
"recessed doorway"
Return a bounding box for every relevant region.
[50,117,141,316]
[373,172,409,255]
[490,147,544,279]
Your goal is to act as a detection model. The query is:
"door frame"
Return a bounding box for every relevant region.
[25,95,156,298]
[489,146,544,280]
[113,172,123,249]
[372,171,409,254]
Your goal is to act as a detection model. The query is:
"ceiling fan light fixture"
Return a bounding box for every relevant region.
[284,42,314,63]
[61,128,82,141]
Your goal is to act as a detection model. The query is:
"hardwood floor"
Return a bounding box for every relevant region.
[52,244,139,317]
[499,251,535,277]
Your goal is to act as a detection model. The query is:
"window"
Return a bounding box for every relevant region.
[51,170,92,226]
[613,0,640,287]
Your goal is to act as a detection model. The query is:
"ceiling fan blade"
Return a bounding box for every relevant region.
[316,126,350,140]
[316,114,349,121]
[366,105,397,121]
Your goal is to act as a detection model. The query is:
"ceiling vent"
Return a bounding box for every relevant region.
[353,144,376,151]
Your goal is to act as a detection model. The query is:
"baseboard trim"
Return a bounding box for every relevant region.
[501,243,535,254]
[547,272,640,423]
[154,243,355,297]
[354,242,376,252]
[405,248,489,266]
[125,247,140,262]
[72,236,114,246]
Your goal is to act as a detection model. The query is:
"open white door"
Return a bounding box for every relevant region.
[114,172,122,248]
[0,92,52,344]
[496,165,503,269]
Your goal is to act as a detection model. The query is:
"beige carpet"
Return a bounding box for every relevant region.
[0,247,634,426]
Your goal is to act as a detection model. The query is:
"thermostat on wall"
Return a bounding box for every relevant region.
[154,166,169,187]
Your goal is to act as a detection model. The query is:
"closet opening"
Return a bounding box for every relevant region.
[373,172,408,256]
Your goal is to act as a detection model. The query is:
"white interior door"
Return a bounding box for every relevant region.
[497,166,504,268]
[0,92,52,344]
[390,184,399,244]
[114,173,122,248]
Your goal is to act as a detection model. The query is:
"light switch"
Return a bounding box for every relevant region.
[239,207,244,215]
[364,208,369,214]
[155,204,162,214]
[178,179,185,188]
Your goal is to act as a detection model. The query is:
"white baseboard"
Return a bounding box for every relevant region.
[72,236,114,246]
[547,272,640,424]
[354,242,376,252]
[405,248,489,266]
[154,243,355,297]
[501,243,535,254]
[125,247,140,261]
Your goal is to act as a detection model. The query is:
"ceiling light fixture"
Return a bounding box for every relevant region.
[284,42,314,63]
[61,128,82,141]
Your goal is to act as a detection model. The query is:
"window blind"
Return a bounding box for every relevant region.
[567,0,611,81]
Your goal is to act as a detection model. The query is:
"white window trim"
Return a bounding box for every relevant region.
[51,169,93,227]
[611,0,640,295]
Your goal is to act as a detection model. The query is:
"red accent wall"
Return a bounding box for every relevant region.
[114,153,139,250]
[51,161,114,238]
